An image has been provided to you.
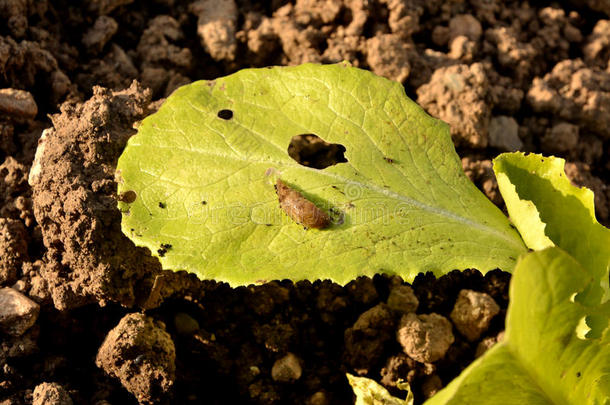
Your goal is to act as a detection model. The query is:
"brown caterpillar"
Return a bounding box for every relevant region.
[275,179,330,229]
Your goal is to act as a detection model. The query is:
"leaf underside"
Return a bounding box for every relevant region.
[117,63,525,285]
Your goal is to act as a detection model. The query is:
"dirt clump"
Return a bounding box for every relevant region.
[396,313,454,363]
[344,303,396,374]
[271,352,303,382]
[417,63,490,148]
[190,0,238,62]
[135,15,192,98]
[96,313,176,405]
[365,34,412,83]
[0,89,37,120]
[32,382,73,405]
[527,59,610,137]
[29,82,162,310]
[584,19,610,69]
[450,289,500,342]
[0,218,28,285]
[541,122,579,154]
[386,284,419,314]
[0,156,35,225]
[82,16,119,54]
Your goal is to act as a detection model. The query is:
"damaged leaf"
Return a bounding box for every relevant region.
[116,63,525,285]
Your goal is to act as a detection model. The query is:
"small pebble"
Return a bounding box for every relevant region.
[489,116,522,151]
[11,280,28,294]
[0,89,38,119]
[0,287,40,336]
[271,352,302,382]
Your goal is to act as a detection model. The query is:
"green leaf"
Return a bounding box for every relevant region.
[347,373,414,405]
[494,152,610,302]
[117,63,525,285]
[425,247,610,405]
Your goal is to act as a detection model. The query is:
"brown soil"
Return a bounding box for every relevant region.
[0,1,608,404]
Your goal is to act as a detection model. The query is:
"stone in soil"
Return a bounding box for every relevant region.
[488,116,522,151]
[0,88,38,120]
[95,313,176,404]
[0,287,40,336]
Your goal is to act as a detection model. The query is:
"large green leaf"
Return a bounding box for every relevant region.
[494,153,610,302]
[425,247,610,405]
[116,63,525,285]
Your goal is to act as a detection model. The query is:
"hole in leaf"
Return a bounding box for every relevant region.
[575,316,591,340]
[575,314,608,339]
[217,109,233,120]
[287,134,347,169]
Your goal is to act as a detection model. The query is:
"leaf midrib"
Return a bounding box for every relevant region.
[130,141,525,252]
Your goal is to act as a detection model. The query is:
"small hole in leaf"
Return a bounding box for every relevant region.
[218,109,233,120]
[287,134,347,169]
[118,190,137,203]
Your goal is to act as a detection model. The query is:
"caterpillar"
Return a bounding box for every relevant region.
[275,179,330,229]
